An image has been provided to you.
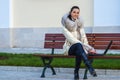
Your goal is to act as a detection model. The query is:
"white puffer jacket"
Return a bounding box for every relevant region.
[61,13,94,55]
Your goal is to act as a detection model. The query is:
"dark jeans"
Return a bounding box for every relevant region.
[68,43,88,71]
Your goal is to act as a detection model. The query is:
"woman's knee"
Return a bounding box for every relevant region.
[75,43,85,55]
[75,43,83,48]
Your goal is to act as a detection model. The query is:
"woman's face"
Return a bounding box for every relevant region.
[70,8,80,20]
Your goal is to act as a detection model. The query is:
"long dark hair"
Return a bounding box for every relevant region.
[68,6,80,20]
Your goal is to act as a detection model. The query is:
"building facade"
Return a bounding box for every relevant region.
[0,0,120,53]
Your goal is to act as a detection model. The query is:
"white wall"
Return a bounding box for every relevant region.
[94,0,120,26]
[12,0,94,28]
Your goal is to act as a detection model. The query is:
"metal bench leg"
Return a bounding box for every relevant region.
[40,57,56,78]
[83,59,94,79]
[49,65,56,75]
[41,66,47,77]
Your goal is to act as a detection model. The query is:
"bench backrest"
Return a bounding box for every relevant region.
[44,33,120,50]
[92,34,120,49]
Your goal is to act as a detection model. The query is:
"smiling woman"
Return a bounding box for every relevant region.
[0,0,9,28]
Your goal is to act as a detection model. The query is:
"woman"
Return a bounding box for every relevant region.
[61,6,97,80]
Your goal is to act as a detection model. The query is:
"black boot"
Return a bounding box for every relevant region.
[74,56,82,80]
[84,60,97,77]
[74,70,79,80]
[81,52,97,77]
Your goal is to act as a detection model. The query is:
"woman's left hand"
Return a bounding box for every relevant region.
[88,49,96,54]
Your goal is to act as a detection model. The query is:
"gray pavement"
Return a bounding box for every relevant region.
[0,66,120,80]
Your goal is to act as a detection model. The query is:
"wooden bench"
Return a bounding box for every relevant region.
[34,33,120,79]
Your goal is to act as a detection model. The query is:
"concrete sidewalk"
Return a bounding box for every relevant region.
[0,66,120,80]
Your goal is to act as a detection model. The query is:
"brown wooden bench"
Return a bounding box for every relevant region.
[34,33,120,79]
